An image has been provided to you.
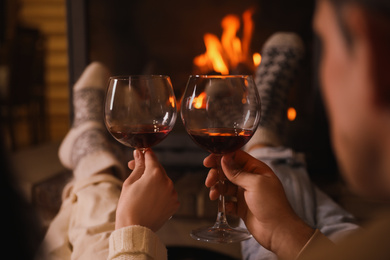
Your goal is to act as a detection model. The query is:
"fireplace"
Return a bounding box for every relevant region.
[66,0,338,184]
[67,0,314,89]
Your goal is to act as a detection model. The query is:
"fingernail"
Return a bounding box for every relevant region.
[134,149,140,159]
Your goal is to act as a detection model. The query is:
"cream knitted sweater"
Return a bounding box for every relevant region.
[108,226,167,260]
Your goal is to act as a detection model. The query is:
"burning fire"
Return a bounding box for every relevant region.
[193,8,261,75]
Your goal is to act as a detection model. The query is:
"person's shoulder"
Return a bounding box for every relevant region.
[333,209,390,259]
[298,210,390,260]
[365,209,390,237]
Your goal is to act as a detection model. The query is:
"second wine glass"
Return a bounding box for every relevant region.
[181,75,261,243]
[104,75,177,152]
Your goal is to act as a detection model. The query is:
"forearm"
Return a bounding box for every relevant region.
[296,229,335,260]
[271,216,316,260]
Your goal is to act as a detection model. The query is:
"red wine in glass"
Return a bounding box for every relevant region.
[104,75,177,152]
[108,124,172,148]
[188,128,254,154]
[181,75,261,243]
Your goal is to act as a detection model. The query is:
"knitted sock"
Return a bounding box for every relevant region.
[58,62,127,181]
[246,32,305,150]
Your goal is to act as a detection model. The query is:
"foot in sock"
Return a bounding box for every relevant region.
[246,32,305,151]
[59,62,127,181]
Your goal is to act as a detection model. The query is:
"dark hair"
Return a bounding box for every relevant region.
[328,0,390,45]
[328,0,390,16]
[327,0,390,106]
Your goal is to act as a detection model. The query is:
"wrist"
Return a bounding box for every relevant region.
[271,216,315,260]
[115,213,139,230]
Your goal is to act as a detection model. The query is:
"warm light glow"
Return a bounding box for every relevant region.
[193,8,257,75]
[193,92,207,109]
[287,107,297,121]
[208,130,246,136]
[169,96,176,108]
[253,52,261,67]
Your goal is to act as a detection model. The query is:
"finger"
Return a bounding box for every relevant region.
[224,180,238,196]
[209,180,238,200]
[143,149,162,170]
[224,150,273,175]
[221,150,273,189]
[205,168,219,188]
[125,149,145,185]
[128,160,135,170]
[209,185,219,200]
[203,153,219,168]
[143,149,169,180]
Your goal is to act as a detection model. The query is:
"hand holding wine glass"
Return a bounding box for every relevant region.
[181,75,261,243]
[104,75,177,152]
[116,148,180,232]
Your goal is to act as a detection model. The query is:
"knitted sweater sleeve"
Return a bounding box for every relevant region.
[108,225,167,260]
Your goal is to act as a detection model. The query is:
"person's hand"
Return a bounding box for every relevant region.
[204,150,314,259]
[115,149,180,232]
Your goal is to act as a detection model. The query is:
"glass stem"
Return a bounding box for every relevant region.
[214,154,229,228]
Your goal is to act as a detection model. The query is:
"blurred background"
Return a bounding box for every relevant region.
[1,0,390,258]
[1,0,69,149]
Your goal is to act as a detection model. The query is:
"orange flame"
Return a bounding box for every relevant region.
[253,52,262,67]
[221,15,241,68]
[193,8,260,75]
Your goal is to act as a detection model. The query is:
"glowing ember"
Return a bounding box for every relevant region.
[193,8,261,75]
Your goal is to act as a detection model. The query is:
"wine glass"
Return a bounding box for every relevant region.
[104,75,177,152]
[181,75,261,243]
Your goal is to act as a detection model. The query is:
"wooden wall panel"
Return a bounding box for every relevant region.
[19,0,69,142]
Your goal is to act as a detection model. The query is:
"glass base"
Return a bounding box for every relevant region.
[190,223,252,243]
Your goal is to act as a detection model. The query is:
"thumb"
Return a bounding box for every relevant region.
[143,149,162,173]
[221,150,273,189]
[125,149,145,185]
